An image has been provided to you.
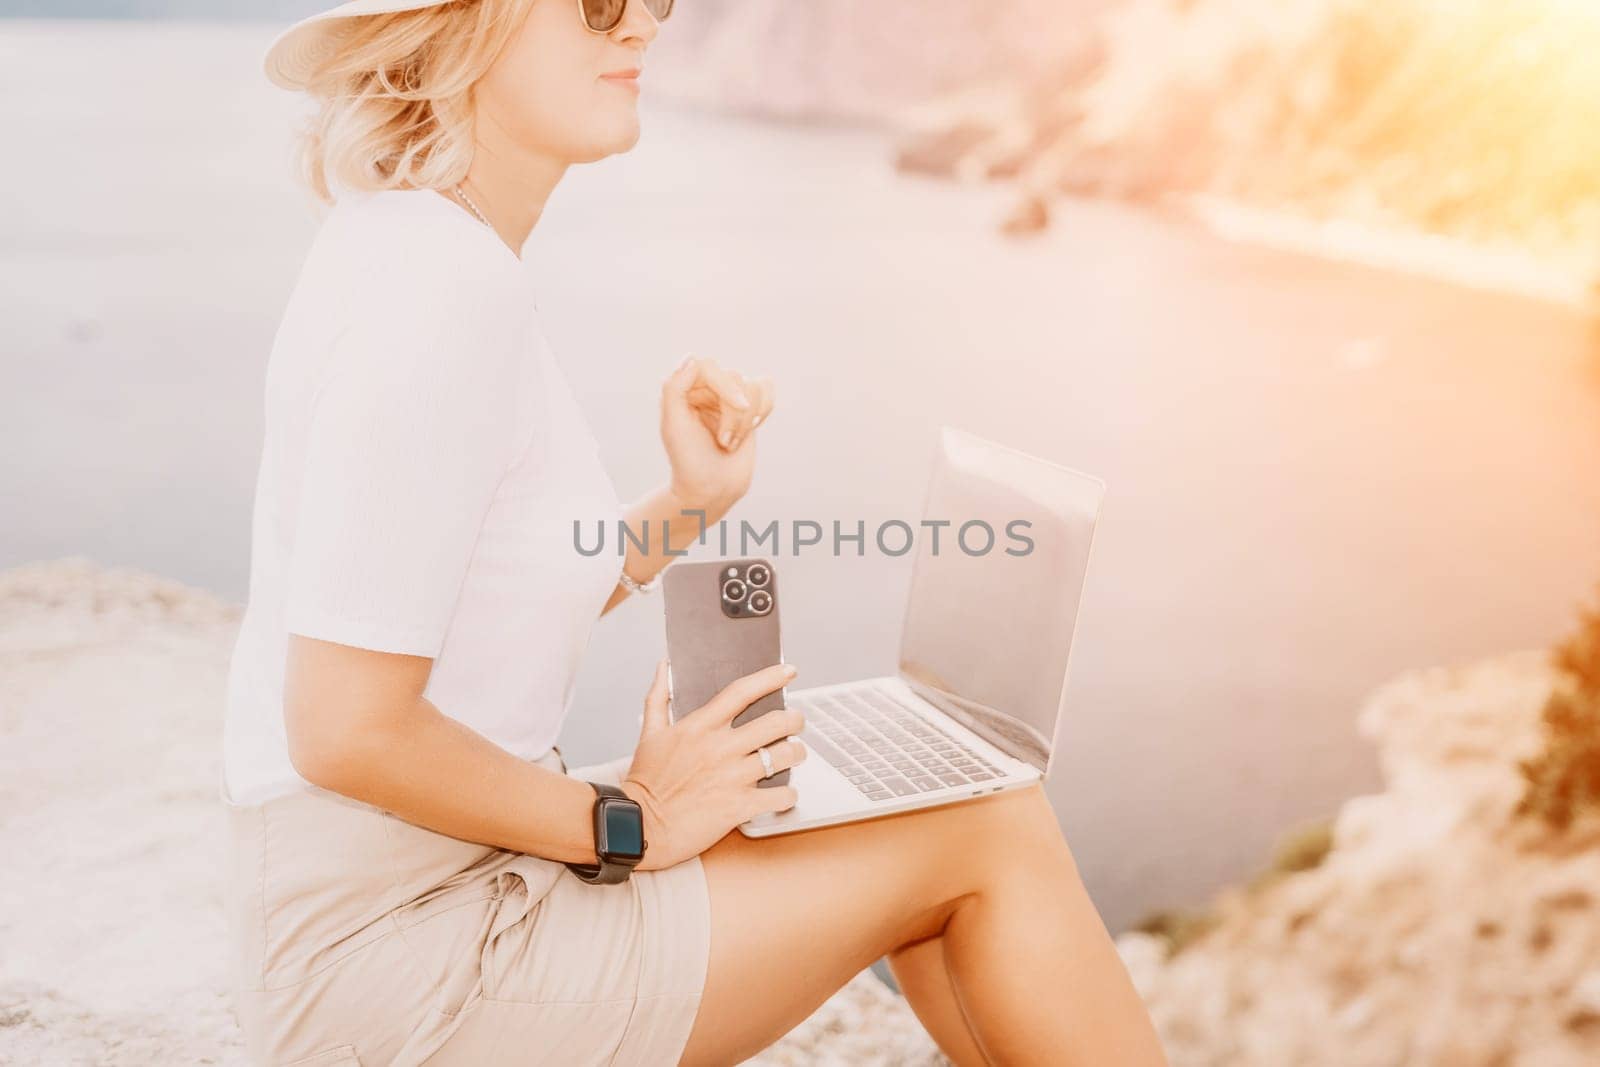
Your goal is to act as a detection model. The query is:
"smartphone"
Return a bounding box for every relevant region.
[662,557,789,787]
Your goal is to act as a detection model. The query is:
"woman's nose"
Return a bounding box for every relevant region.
[612,0,661,46]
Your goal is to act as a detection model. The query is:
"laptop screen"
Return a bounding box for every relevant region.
[895,428,1105,774]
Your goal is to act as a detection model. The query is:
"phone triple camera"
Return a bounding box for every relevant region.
[720,560,773,618]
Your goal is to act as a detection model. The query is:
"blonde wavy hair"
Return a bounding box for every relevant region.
[295,0,531,203]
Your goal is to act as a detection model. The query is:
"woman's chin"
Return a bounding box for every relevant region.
[573,117,642,162]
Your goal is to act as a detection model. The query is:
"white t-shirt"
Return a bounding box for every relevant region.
[221,187,625,806]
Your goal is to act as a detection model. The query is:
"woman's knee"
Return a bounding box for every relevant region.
[945,782,1067,856]
[697,782,1064,927]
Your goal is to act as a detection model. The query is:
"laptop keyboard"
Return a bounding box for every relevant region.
[794,687,1005,802]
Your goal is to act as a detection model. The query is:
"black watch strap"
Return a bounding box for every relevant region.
[565,781,645,885]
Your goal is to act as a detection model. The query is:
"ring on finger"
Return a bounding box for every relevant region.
[757,744,775,777]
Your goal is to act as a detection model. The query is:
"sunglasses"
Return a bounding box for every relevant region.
[579,0,673,34]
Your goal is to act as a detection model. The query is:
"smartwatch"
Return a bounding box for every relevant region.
[565,782,647,885]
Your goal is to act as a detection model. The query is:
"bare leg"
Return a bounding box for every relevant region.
[677,783,1167,1066]
[887,933,990,1066]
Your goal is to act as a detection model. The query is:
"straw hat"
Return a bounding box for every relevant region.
[263,0,457,90]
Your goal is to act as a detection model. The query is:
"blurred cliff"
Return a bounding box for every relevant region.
[644,0,1107,123]
[893,0,1600,295]
[1114,599,1600,1066]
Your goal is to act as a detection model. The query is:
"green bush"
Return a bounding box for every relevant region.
[1134,817,1334,956]
[1131,907,1222,957]
[1261,819,1335,881]
[1517,592,1600,831]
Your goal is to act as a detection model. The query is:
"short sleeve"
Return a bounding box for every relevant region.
[283,265,534,658]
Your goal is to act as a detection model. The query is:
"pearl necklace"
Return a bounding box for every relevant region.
[452,182,491,228]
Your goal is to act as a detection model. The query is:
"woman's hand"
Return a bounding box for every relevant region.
[620,658,805,870]
[659,355,776,519]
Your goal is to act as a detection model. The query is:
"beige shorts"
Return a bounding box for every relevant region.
[222,747,711,1067]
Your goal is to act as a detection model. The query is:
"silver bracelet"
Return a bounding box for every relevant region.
[618,568,663,595]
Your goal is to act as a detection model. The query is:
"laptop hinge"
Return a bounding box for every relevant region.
[897,675,1045,774]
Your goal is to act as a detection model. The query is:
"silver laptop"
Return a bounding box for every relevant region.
[739,426,1106,837]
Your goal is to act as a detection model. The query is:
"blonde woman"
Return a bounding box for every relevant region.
[220,1,1168,1064]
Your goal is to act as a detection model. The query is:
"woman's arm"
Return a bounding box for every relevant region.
[284,633,803,872]
[285,634,607,864]
[602,355,775,617]
[601,483,732,616]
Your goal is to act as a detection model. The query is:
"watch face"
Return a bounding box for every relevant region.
[599,798,645,861]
